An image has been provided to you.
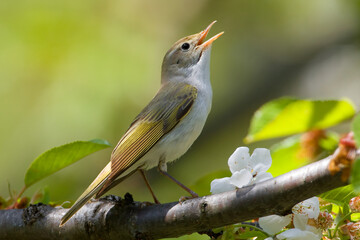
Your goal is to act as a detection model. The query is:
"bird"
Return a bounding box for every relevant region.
[60,21,223,226]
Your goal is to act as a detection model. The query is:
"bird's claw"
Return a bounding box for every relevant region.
[179,194,199,203]
[141,201,156,207]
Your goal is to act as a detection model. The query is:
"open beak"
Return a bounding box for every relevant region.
[197,21,224,48]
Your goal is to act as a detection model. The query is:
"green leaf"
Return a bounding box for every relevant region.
[353,113,360,147]
[351,159,360,193]
[334,207,344,225]
[319,185,357,206]
[24,139,111,187]
[245,98,356,143]
[269,135,306,176]
[342,202,350,217]
[270,132,340,177]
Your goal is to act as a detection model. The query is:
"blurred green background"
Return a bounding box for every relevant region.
[1,0,360,234]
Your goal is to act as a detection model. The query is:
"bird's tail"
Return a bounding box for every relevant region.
[59,162,112,227]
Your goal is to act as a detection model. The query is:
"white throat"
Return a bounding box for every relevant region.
[163,47,212,91]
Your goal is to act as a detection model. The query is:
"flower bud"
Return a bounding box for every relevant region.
[349,196,360,213]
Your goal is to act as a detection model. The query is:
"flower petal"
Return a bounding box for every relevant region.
[230,169,252,188]
[228,147,250,174]
[293,197,320,219]
[253,172,273,184]
[277,229,320,240]
[305,226,322,238]
[293,214,308,230]
[259,214,292,235]
[250,148,272,175]
[210,177,235,194]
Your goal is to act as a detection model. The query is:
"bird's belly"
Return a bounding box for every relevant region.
[139,99,210,171]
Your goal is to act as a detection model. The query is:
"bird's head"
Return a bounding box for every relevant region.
[161,21,223,82]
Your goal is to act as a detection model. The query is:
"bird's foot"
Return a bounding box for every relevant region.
[140,198,161,207]
[179,193,199,203]
[141,201,156,207]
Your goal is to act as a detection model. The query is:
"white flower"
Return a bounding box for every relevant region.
[292,197,320,219]
[250,148,272,176]
[277,228,320,240]
[229,169,252,188]
[228,147,250,173]
[210,177,235,194]
[291,197,322,239]
[275,197,322,240]
[253,171,273,183]
[210,147,273,194]
[259,197,322,239]
[259,214,292,235]
[293,214,308,230]
[228,147,272,181]
[291,197,320,232]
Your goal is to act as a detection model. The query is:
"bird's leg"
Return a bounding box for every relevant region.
[157,164,199,199]
[139,169,161,204]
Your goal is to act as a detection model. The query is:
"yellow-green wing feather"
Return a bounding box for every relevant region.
[60,82,197,226]
[100,82,197,193]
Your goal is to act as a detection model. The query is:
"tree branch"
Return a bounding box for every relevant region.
[0,148,353,240]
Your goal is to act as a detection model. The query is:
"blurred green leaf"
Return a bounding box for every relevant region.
[31,187,50,205]
[351,159,360,193]
[270,131,340,177]
[319,131,339,152]
[40,187,50,205]
[269,136,305,176]
[245,98,356,143]
[191,170,230,196]
[353,113,360,147]
[24,139,111,187]
[319,185,357,206]
[351,213,360,221]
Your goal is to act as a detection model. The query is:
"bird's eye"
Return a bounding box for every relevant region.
[181,43,190,51]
